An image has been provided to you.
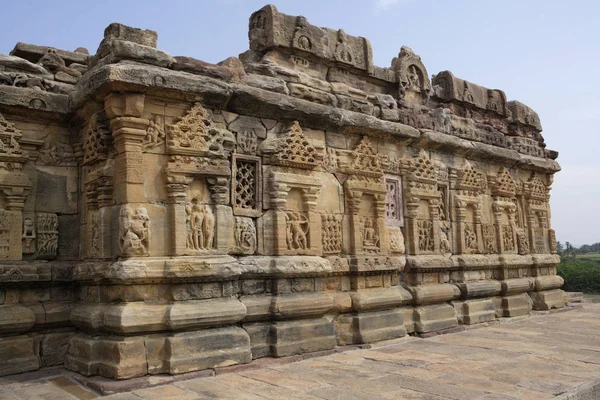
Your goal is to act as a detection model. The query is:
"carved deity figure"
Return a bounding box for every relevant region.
[464,224,478,253]
[417,220,434,252]
[234,217,257,253]
[143,115,165,149]
[285,211,309,250]
[202,205,215,249]
[186,200,215,251]
[516,228,530,255]
[362,217,379,248]
[119,206,150,256]
[440,228,451,254]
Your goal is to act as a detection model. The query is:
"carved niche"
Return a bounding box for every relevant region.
[524,173,549,254]
[165,103,235,256]
[0,112,32,260]
[263,122,323,256]
[453,161,485,255]
[343,137,388,256]
[404,150,440,255]
[267,169,323,256]
[321,213,342,255]
[391,46,432,104]
[490,167,518,254]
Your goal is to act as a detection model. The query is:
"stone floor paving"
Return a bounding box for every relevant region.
[2,304,600,400]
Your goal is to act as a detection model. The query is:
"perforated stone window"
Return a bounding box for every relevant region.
[385,176,403,227]
[232,154,262,217]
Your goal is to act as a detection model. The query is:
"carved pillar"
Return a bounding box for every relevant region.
[166,175,193,256]
[455,199,468,254]
[304,186,322,255]
[404,196,420,255]
[375,193,388,255]
[104,93,147,204]
[347,190,363,255]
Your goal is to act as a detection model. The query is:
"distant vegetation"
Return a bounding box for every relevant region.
[557,241,600,293]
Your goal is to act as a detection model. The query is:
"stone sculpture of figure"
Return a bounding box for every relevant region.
[119,206,150,256]
[440,229,451,254]
[286,211,308,250]
[363,217,377,247]
[191,203,204,250]
[144,116,165,147]
[185,203,194,249]
[202,205,215,249]
[464,224,477,252]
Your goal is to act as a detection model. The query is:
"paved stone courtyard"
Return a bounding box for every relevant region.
[1,303,599,400]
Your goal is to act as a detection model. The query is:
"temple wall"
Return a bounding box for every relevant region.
[0,4,565,379]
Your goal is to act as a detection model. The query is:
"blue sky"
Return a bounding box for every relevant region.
[2,0,598,245]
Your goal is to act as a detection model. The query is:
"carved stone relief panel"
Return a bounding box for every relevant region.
[233,216,256,255]
[36,213,58,259]
[417,220,434,252]
[232,154,262,217]
[482,223,496,254]
[516,228,530,255]
[534,227,546,254]
[261,121,322,169]
[463,223,478,254]
[185,199,215,252]
[142,114,165,151]
[0,210,22,260]
[82,111,112,166]
[360,214,380,254]
[119,205,151,257]
[321,213,342,254]
[388,226,405,254]
[167,103,235,158]
[285,211,310,251]
[502,224,515,252]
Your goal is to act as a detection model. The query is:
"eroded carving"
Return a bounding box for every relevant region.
[119,205,150,256]
[389,226,406,254]
[36,213,58,258]
[234,216,256,254]
[417,220,434,252]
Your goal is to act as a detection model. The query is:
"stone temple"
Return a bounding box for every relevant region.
[0,4,566,379]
